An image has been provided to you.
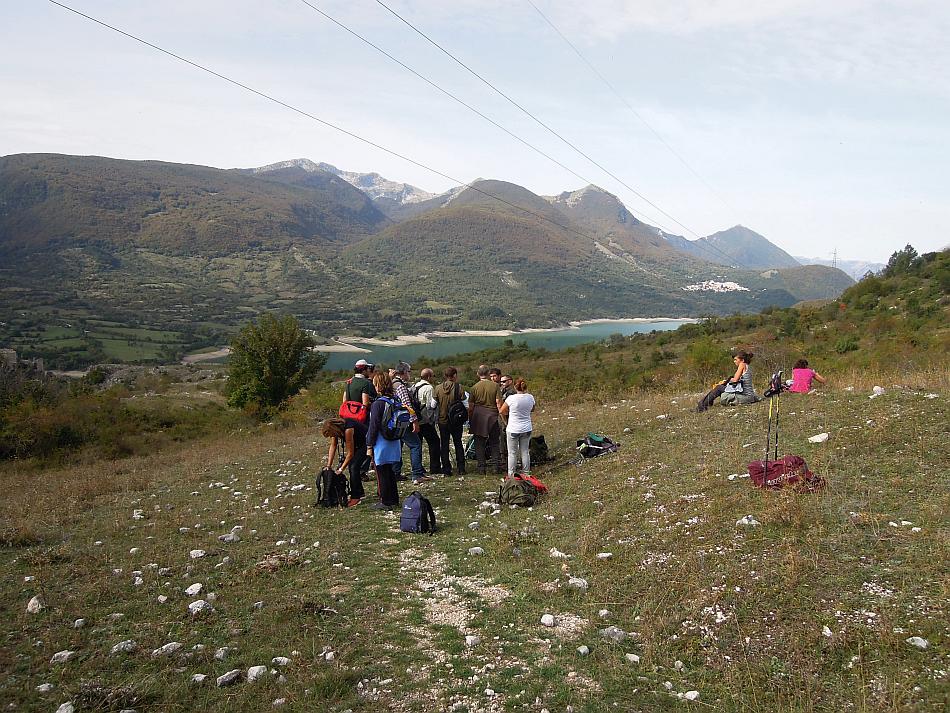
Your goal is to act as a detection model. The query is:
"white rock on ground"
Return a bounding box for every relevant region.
[464,635,480,647]
[468,522,479,531]
[247,665,268,682]
[151,641,183,658]
[73,618,85,628]
[566,577,589,592]
[822,626,833,637]
[807,433,830,443]
[184,583,203,596]
[467,547,484,556]
[50,650,75,664]
[273,699,286,707]
[36,683,54,693]
[214,646,230,661]
[624,653,640,664]
[110,640,137,655]
[601,626,626,643]
[189,549,206,559]
[736,515,761,527]
[596,552,613,559]
[157,595,168,604]
[906,636,929,649]
[218,533,240,543]
[216,669,242,687]
[540,614,556,627]
[191,674,208,685]
[598,609,611,619]
[188,599,214,616]
[27,595,45,614]
[577,645,590,656]
[271,656,291,666]
[55,703,75,713]
[549,548,570,559]
[683,690,700,701]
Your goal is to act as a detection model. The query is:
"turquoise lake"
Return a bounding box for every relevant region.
[319,319,692,371]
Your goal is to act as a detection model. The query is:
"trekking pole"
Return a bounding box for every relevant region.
[764,397,773,474]
[774,392,780,461]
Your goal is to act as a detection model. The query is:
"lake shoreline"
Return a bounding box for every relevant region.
[322,317,697,352]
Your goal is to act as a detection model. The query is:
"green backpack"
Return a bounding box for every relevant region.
[498,475,544,507]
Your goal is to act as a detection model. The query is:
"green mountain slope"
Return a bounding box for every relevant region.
[665,224,801,269]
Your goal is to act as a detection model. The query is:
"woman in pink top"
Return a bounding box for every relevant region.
[789,359,826,393]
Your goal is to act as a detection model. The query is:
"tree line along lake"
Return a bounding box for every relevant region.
[317,319,694,371]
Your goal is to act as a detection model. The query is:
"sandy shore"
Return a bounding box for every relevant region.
[182,347,231,364]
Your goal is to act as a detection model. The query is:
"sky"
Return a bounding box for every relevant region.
[3,0,949,262]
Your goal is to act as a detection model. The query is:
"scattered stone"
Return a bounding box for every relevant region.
[598,609,611,619]
[601,626,626,643]
[467,547,484,556]
[56,703,75,713]
[577,645,590,656]
[464,635,480,647]
[216,669,242,687]
[271,656,291,667]
[623,427,631,433]
[549,547,570,559]
[26,595,45,614]
[188,599,214,617]
[735,515,761,527]
[541,614,556,627]
[683,690,700,701]
[189,549,206,559]
[214,646,230,661]
[129,547,141,554]
[50,650,75,664]
[468,522,479,531]
[73,618,86,629]
[133,576,144,587]
[132,509,145,520]
[36,683,54,693]
[184,583,203,596]
[625,653,640,664]
[218,533,240,543]
[807,433,830,443]
[906,636,929,650]
[566,577,589,592]
[253,601,264,610]
[151,641,183,658]
[247,665,268,682]
[157,595,168,604]
[273,699,287,708]
[596,552,613,559]
[870,386,885,399]
[822,626,833,637]
[191,674,208,685]
[324,650,336,662]
[674,660,684,671]
[110,640,137,655]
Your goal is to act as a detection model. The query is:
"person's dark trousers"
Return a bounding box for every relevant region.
[475,421,502,474]
[375,462,399,506]
[696,382,727,412]
[497,415,508,466]
[439,422,466,475]
[348,428,367,499]
[419,422,443,473]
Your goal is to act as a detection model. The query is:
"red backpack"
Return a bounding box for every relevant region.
[338,379,369,424]
[747,455,824,491]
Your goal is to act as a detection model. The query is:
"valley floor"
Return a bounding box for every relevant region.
[1,382,948,712]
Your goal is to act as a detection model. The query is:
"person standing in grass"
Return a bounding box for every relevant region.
[469,365,504,474]
[321,417,365,507]
[433,366,467,477]
[412,368,443,475]
[366,372,401,510]
[789,358,827,393]
[392,361,428,484]
[499,378,536,476]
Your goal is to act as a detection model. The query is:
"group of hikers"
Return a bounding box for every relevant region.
[322,350,826,511]
[322,359,536,511]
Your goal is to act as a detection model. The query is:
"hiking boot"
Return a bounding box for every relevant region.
[347,498,361,508]
[413,475,433,484]
[395,474,409,482]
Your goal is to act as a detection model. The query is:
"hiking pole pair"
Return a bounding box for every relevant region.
[764,371,783,473]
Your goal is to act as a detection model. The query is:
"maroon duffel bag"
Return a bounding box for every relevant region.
[747,455,824,491]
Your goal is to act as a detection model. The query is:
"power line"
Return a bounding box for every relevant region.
[295,0,674,233]
[370,0,702,239]
[44,1,646,255]
[524,0,738,216]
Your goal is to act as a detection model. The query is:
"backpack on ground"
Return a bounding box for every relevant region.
[529,435,550,464]
[498,474,547,507]
[339,378,369,424]
[400,491,437,534]
[316,467,350,508]
[747,455,824,491]
[447,383,468,428]
[380,396,412,441]
[576,433,620,458]
[763,370,787,398]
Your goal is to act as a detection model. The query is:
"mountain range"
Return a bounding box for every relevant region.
[0,153,855,365]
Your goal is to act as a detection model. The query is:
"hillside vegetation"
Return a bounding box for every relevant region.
[1,155,853,368]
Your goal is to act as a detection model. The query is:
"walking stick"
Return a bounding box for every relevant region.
[764,396,773,476]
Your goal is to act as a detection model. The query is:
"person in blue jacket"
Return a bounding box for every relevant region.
[366,371,402,510]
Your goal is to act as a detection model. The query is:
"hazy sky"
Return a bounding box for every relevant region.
[3,0,949,262]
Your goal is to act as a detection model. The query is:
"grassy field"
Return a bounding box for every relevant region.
[2,374,947,712]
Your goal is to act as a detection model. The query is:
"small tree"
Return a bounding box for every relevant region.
[883,244,922,278]
[226,314,326,413]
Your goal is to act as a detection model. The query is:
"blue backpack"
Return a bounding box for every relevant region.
[400,491,437,534]
[379,396,411,441]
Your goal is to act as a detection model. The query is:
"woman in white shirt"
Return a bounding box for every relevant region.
[499,378,536,476]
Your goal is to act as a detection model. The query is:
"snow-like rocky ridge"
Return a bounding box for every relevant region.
[251,159,436,205]
[682,281,750,293]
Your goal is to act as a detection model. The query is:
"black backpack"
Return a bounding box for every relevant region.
[316,467,349,508]
[529,435,549,464]
[399,491,437,534]
[447,383,468,428]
